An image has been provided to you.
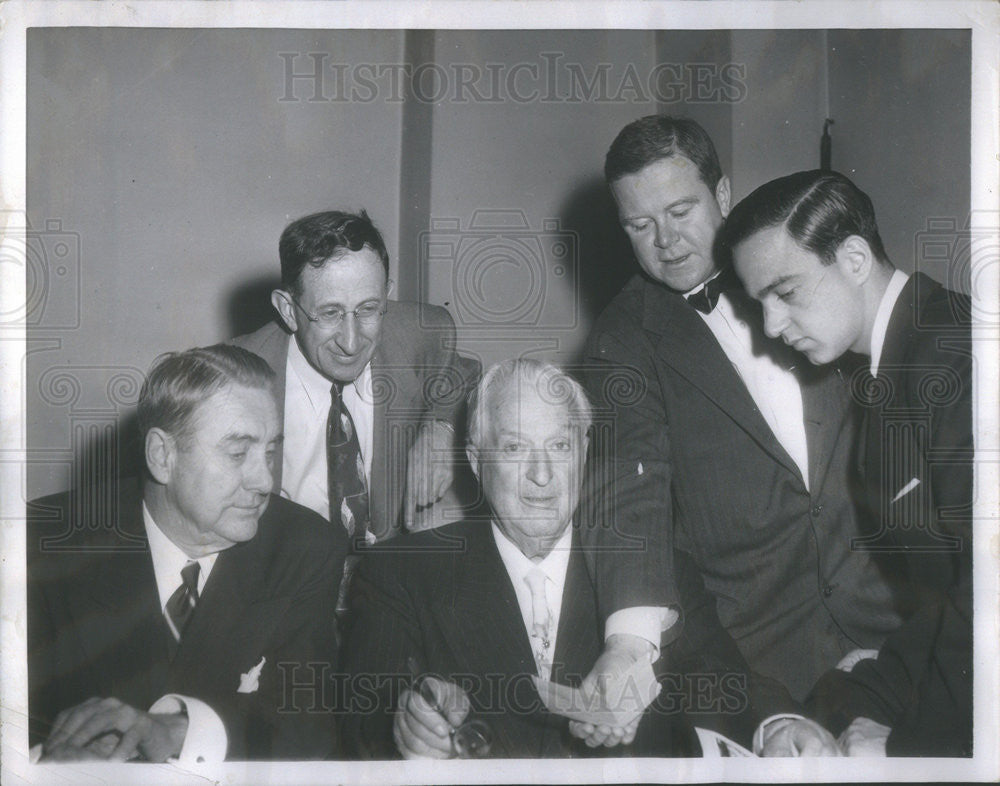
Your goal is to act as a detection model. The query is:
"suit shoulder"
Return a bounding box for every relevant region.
[587,277,652,357]
[360,520,482,577]
[386,300,455,331]
[256,494,347,563]
[231,321,288,356]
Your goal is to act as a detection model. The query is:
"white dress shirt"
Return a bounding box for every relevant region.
[281,336,374,521]
[142,504,227,763]
[491,524,573,680]
[869,269,910,378]
[691,282,810,491]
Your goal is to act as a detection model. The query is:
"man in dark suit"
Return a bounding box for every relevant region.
[339,359,761,759]
[28,344,345,762]
[727,169,973,756]
[233,210,472,541]
[575,117,902,747]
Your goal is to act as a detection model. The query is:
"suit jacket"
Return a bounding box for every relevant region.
[28,478,346,760]
[581,274,903,704]
[233,300,475,540]
[807,273,973,755]
[338,518,762,759]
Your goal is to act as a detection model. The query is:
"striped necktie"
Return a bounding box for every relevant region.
[327,382,370,546]
[165,560,200,653]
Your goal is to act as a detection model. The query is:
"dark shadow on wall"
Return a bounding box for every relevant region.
[558,175,638,358]
[227,274,283,337]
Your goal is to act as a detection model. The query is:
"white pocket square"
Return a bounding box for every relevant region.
[238,656,266,694]
[890,477,921,504]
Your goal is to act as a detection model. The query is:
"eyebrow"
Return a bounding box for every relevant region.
[753,273,798,301]
[621,196,698,222]
[219,433,284,447]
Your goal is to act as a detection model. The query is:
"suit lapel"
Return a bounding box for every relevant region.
[444,526,536,678]
[642,282,803,481]
[551,535,600,687]
[170,537,288,687]
[71,487,174,703]
[800,364,850,495]
[369,305,427,539]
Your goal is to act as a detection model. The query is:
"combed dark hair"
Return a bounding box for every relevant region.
[137,344,276,444]
[467,358,592,448]
[723,169,889,265]
[278,209,390,293]
[605,115,723,189]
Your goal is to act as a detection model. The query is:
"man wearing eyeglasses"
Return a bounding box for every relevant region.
[233,210,472,547]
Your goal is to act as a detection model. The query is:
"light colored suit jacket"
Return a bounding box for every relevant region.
[233,300,472,539]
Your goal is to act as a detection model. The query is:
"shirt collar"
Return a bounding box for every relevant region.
[287,334,371,409]
[682,268,724,298]
[142,502,218,612]
[869,269,909,378]
[491,521,573,588]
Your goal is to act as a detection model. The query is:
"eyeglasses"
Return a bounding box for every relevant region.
[289,296,386,329]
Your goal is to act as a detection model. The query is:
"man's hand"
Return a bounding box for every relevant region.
[567,633,656,748]
[393,677,470,759]
[838,716,890,756]
[759,717,842,757]
[404,420,455,531]
[43,696,188,762]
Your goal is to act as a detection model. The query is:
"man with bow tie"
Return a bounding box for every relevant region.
[28,344,345,762]
[727,170,973,756]
[575,116,904,748]
[339,359,760,759]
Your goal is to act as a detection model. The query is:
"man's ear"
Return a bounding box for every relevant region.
[271,289,298,333]
[835,235,874,285]
[465,443,481,483]
[145,428,175,485]
[715,175,732,218]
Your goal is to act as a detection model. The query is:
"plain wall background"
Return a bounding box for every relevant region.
[25,28,970,498]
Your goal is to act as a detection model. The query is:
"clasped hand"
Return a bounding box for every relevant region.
[41,696,188,763]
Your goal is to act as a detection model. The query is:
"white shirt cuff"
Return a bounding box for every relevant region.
[604,606,680,660]
[753,713,806,755]
[150,694,228,763]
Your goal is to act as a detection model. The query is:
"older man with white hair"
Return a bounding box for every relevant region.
[339,358,759,759]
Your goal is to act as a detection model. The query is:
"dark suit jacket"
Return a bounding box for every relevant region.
[28,478,346,760]
[338,518,763,759]
[581,274,903,704]
[807,273,973,756]
[233,300,475,540]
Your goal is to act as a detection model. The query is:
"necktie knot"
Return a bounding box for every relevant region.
[685,265,740,314]
[180,560,200,596]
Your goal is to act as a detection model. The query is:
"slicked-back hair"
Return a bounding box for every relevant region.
[279,209,390,294]
[137,344,276,446]
[605,115,723,190]
[723,169,890,266]
[467,358,592,449]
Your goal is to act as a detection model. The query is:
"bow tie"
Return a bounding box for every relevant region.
[684,266,741,314]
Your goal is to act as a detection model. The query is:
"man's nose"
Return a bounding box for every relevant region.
[244,450,274,495]
[335,313,361,354]
[653,219,679,249]
[762,303,788,340]
[524,451,553,487]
